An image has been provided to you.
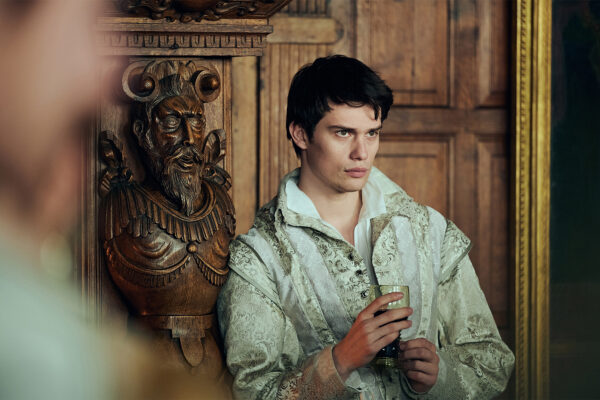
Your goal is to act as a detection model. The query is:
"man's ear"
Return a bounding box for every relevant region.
[288,122,310,151]
[132,119,145,142]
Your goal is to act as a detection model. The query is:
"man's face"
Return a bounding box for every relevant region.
[296,103,381,194]
[151,95,205,159]
[146,94,206,215]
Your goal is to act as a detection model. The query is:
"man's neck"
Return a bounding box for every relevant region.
[297,170,362,245]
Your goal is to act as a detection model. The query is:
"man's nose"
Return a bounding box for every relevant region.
[350,136,368,160]
[182,119,195,146]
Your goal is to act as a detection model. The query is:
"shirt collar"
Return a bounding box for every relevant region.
[284,168,388,223]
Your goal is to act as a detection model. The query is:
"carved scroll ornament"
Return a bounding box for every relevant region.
[99,60,234,378]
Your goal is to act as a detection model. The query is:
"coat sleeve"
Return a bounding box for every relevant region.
[405,221,515,399]
[217,239,354,400]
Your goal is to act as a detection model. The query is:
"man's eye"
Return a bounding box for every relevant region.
[187,116,205,129]
[335,130,350,137]
[367,130,381,137]
[162,116,180,130]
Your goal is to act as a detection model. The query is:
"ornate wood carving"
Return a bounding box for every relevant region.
[99,1,292,57]
[96,19,273,56]
[98,60,235,378]
[120,0,290,22]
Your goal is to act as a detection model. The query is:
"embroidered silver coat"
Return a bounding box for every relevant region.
[217,168,514,399]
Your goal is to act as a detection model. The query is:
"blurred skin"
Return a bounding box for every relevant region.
[290,103,440,392]
[0,3,225,399]
[0,0,98,251]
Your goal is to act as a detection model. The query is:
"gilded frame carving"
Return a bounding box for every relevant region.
[513,0,552,398]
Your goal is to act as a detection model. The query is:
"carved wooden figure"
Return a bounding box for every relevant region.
[99,60,235,381]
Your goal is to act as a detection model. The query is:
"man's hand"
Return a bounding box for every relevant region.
[398,338,439,393]
[332,292,412,382]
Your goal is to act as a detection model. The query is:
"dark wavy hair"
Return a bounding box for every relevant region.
[285,55,393,156]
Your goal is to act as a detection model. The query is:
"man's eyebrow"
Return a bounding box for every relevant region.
[327,125,356,131]
[327,124,382,131]
[156,107,179,117]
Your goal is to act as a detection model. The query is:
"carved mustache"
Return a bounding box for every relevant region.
[163,145,203,172]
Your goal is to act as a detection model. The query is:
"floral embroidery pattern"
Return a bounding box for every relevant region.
[309,230,370,319]
[218,169,514,400]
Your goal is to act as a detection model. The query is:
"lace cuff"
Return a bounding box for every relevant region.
[278,345,352,400]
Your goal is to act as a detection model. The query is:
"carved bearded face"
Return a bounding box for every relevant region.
[143,95,206,215]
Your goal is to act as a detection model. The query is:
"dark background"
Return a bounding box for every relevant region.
[550,0,600,398]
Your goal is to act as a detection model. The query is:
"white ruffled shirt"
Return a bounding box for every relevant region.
[285,174,387,286]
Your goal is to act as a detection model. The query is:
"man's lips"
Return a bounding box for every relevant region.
[345,167,368,178]
[175,156,196,172]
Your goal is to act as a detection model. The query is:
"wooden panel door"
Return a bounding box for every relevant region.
[254,0,511,342]
[358,0,511,341]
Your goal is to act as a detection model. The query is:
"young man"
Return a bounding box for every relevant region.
[217,55,514,399]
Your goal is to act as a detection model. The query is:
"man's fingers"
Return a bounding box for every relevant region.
[404,370,436,386]
[399,347,438,363]
[373,319,412,340]
[361,292,405,317]
[371,331,402,351]
[372,307,413,327]
[400,360,437,375]
[367,319,411,345]
[399,338,436,353]
[398,338,439,391]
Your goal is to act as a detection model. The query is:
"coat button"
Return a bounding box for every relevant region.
[355,269,363,276]
[348,253,354,261]
[360,290,367,299]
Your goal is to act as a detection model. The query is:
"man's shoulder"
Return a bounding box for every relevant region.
[228,197,281,271]
[369,167,425,217]
[370,168,469,245]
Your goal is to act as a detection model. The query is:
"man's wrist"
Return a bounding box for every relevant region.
[332,344,352,382]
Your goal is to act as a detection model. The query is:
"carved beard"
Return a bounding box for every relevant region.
[152,145,204,216]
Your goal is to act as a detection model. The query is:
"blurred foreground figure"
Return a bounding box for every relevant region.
[0,2,222,399]
[0,2,113,399]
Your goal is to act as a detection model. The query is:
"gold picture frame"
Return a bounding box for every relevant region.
[513,0,552,398]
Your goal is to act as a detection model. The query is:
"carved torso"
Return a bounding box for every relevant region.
[103,180,235,316]
[98,60,235,378]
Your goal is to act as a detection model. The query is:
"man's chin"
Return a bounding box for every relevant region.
[160,172,203,215]
[337,178,369,193]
